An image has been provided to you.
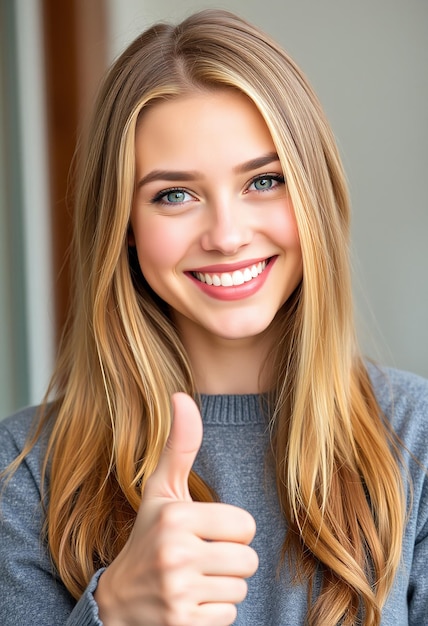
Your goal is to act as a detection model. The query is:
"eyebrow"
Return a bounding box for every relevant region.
[136,151,280,188]
[234,152,280,174]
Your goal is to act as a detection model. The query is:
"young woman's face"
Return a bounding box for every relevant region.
[131,90,302,346]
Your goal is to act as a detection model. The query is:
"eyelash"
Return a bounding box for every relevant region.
[151,187,194,206]
[150,173,286,206]
[246,173,285,193]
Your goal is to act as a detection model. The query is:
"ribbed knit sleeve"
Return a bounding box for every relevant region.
[0,408,103,625]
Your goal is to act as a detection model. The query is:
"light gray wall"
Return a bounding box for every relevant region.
[107,0,428,378]
[0,0,29,420]
[13,0,55,406]
[0,0,54,420]
[0,43,17,419]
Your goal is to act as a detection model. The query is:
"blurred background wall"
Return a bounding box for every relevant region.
[0,0,427,419]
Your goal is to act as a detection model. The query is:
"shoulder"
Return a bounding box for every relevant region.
[367,362,428,462]
[367,362,428,423]
[0,405,44,460]
[367,364,428,550]
[1,405,40,447]
[0,405,49,487]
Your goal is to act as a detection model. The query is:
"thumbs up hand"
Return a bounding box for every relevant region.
[95,393,259,626]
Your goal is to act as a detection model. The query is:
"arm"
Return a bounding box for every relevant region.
[0,415,102,626]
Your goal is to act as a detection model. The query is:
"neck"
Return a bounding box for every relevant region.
[176,323,274,395]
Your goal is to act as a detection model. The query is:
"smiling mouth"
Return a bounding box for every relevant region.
[192,259,270,287]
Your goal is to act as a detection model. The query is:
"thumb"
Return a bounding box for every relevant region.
[144,392,203,502]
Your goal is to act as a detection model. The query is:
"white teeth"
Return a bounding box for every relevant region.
[221,273,233,287]
[243,268,252,282]
[194,260,268,287]
[232,270,245,285]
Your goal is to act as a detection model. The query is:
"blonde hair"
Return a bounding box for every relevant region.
[9,10,405,625]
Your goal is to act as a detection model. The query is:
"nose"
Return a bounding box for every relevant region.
[200,198,253,255]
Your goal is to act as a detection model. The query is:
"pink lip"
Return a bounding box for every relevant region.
[189,257,270,273]
[186,256,277,302]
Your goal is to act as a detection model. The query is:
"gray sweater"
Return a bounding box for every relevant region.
[1,364,428,625]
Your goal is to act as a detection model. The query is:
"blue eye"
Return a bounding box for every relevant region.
[152,188,193,205]
[165,190,188,203]
[248,174,285,192]
[254,178,273,190]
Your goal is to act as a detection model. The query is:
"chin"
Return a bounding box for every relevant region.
[208,317,275,341]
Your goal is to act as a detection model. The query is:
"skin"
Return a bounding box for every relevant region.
[96,90,303,625]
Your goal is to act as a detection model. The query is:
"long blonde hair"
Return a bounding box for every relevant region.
[10,10,405,625]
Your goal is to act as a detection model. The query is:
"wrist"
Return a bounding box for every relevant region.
[94,567,123,626]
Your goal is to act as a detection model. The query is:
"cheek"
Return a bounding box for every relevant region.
[131,217,188,275]
[269,202,301,251]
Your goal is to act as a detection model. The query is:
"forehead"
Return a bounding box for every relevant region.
[135,89,277,170]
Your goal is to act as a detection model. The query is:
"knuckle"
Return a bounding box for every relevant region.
[160,572,187,604]
[163,602,194,626]
[157,502,187,530]
[155,542,175,571]
[156,541,192,571]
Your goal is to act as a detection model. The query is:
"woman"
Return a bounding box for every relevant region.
[1,9,427,626]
